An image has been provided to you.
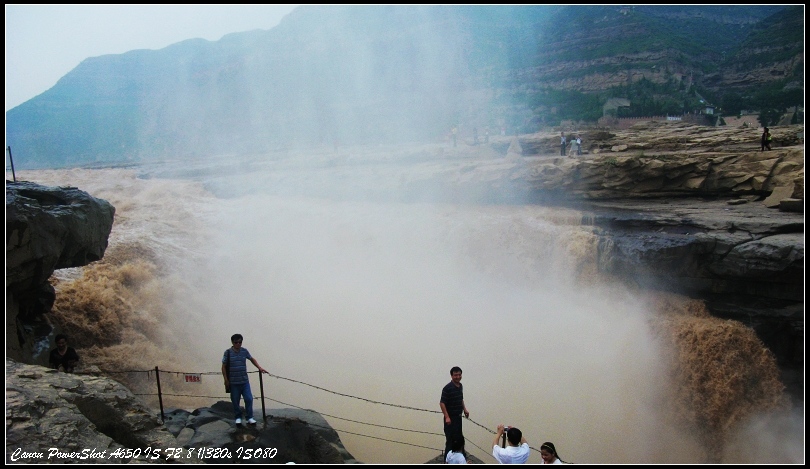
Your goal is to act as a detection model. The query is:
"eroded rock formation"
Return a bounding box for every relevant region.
[6,181,115,362]
[163,405,357,464]
[5,359,187,464]
[5,360,355,464]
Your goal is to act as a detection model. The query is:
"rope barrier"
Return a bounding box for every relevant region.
[266,372,442,414]
[465,437,497,463]
[265,396,443,436]
[136,392,260,400]
[302,420,442,452]
[87,366,548,460]
[466,416,495,434]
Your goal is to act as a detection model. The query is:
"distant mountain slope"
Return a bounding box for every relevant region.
[5,5,800,169]
[721,5,804,77]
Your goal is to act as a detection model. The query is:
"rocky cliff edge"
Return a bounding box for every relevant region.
[5,360,357,464]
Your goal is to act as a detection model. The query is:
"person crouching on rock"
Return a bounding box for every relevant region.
[49,333,80,373]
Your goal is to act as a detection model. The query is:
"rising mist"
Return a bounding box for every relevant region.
[18,162,801,464]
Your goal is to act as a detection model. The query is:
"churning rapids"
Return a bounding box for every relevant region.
[11,154,802,463]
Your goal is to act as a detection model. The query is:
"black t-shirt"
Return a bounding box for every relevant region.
[441,381,464,418]
[49,347,80,371]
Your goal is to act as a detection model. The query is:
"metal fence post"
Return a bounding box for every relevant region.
[7,146,16,182]
[259,371,266,422]
[155,366,165,422]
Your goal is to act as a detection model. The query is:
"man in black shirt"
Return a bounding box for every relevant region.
[440,366,470,458]
[49,334,79,373]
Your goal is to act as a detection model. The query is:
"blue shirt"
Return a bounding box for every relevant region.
[223,347,253,385]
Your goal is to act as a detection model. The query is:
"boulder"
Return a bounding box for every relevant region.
[779,198,803,213]
[5,359,357,464]
[161,403,357,463]
[763,185,795,208]
[5,359,188,464]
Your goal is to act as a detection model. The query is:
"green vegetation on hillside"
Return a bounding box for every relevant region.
[6,5,802,168]
[726,6,804,70]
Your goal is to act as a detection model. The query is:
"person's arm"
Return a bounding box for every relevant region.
[493,424,505,448]
[440,402,451,424]
[249,357,267,374]
[462,400,469,418]
[67,348,79,364]
[66,348,79,371]
[221,361,229,384]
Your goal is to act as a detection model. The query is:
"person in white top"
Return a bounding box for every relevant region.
[540,441,566,464]
[492,424,530,464]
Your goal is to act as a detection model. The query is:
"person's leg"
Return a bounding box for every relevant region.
[230,383,243,420]
[451,417,464,457]
[243,383,254,420]
[443,419,453,457]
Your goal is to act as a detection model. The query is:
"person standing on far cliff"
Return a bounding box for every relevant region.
[761,127,772,151]
[49,334,79,373]
[441,366,470,459]
[222,334,268,425]
[575,135,582,155]
[560,131,567,157]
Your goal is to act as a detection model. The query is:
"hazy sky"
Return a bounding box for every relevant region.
[4,5,299,111]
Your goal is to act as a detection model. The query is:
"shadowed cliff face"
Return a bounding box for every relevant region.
[5,181,115,362]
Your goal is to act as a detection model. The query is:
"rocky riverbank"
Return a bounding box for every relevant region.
[5,360,358,464]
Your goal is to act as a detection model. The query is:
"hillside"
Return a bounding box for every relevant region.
[5,5,802,169]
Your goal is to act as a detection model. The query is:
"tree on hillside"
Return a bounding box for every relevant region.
[757,109,783,127]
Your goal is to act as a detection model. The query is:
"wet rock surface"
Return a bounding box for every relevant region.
[5,360,357,464]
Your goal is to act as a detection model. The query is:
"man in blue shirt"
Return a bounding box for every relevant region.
[222,334,268,425]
